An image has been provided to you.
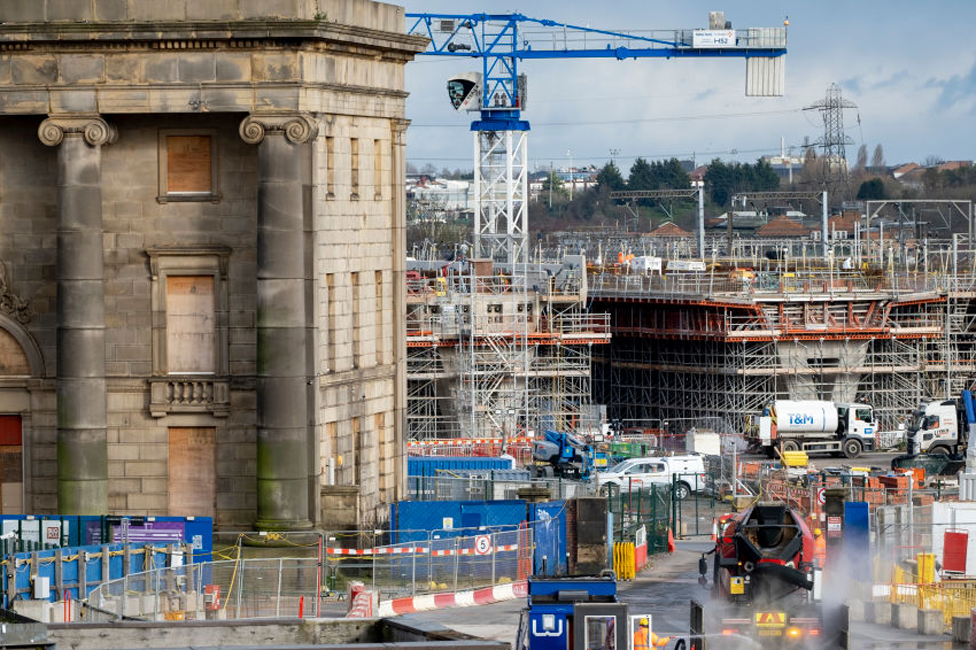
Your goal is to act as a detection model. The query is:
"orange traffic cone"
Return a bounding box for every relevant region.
[667,528,676,552]
[711,518,717,543]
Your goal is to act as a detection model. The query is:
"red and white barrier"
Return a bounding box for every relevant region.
[327,546,428,556]
[430,543,519,557]
[376,580,528,617]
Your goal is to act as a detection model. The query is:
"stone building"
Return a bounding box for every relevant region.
[0,1,425,529]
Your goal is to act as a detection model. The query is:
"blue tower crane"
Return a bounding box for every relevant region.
[407,11,788,263]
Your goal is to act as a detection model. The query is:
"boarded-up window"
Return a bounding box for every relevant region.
[373,139,382,200]
[167,135,212,194]
[168,427,216,518]
[374,271,383,365]
[326,274,336,371]
[0,415,22,514]
[166,275,215,373]
[350,138,359,198]
[351,272,360,368]
[326,136,335,198]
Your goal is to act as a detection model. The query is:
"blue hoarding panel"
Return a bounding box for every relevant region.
[530,501,567,576]
[844,501,870,581]
[407,456,514,475]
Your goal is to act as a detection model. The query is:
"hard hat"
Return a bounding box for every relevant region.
[814,528,822,536]
[639,617,649,626]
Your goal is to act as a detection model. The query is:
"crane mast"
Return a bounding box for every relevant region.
[407,11,788,264]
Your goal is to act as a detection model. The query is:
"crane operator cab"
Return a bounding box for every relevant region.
[518,574,675,650]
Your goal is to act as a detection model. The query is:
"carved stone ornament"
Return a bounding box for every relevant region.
[239,113,319,145]
[391,118,409,145]
[0,261,32,324]
[38,115,118,147]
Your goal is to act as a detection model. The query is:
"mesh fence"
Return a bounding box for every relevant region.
[605,483,671,553]
[84,528,532,621]
[85,557,321,621]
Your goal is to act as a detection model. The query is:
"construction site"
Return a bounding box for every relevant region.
[406,221,976,442]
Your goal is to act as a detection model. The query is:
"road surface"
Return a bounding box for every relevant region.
[412,538,954,649]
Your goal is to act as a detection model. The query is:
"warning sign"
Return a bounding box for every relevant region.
[754,611,786,627]
[474,535,492,555]
[816,487,826,505]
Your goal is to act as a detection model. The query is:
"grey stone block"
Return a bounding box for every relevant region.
[867,601,891,626]
[952,615,971,644]
[126,0,185,22]
[895,602,918,630]
[178,54,216,83]
[48,0,93,23]
[0,1,47,23]
[917,609,942,636]
[93,0,127,22]
[11,57,58,85]
[60,55,105,84]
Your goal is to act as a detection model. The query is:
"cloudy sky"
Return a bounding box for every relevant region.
[399,1,976,174]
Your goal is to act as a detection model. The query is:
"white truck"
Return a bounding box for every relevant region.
[906,390,976,455]
[753,400,876,458]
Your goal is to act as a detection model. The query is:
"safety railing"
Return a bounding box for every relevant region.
[884,568,976,633]
[588,268,976,300]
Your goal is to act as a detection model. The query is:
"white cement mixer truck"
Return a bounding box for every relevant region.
[750,400,877,458]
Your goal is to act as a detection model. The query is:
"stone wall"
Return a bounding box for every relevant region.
[0,2,424,528]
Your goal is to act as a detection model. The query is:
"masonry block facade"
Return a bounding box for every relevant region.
[0,0,424,529]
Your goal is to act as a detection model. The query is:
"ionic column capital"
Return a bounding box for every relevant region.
[391,118,410,145]
[38,115,117,147]
[239,112,319,145]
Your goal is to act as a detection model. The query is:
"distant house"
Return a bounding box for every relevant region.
[935,160,973,172]
[892,163,920,179]
[648,221,693,238]
[754,216,811,238]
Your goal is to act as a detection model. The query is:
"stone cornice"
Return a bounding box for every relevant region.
[38,115,117,147]
[239,112,318,145]
[0,21,429,59]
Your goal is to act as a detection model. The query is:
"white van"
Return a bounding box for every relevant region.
[597,454,707,500]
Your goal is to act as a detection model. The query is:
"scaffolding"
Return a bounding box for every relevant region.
[591,253,976,434]
[406,259,610,440]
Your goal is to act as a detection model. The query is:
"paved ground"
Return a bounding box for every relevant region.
[411,538,956,649]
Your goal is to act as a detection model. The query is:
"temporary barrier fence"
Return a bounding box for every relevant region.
[85,528,533,622]
[2,542,190,611]
[606,482,671,555]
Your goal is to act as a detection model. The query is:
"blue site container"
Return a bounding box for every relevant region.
[407,455,514,475]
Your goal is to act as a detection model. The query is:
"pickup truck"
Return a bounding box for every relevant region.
[596,454,707,500]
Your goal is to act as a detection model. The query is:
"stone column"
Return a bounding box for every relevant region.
[390,119,409,502]
[240,113,318,530]
[38,115,117,514]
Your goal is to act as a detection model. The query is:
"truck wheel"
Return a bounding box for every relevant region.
[675,481,691,501]
[843,438,863,459]
[929,445,950,456]
[781,440,800,453]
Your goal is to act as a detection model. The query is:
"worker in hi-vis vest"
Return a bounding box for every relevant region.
[633,618,670,649]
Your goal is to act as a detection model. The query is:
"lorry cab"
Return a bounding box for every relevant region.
[838,403,876,440]
[908,400,961,454]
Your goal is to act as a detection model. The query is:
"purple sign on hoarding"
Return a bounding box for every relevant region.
[85,519,186,545]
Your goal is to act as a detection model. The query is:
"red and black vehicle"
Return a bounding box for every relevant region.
[697,502,845,648]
